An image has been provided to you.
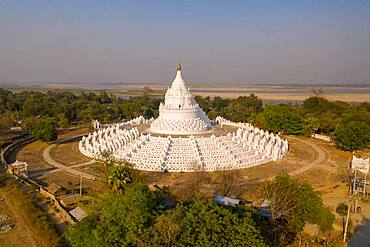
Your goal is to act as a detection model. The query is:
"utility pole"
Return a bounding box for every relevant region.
[79,166,83,196]
[343,204,351,243]
[79,174,83,196]
[364,173,367,198]
[352,169,357,195]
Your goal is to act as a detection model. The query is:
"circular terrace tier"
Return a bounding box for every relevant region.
[79,116,288,172]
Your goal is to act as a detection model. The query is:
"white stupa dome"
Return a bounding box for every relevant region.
[150,63,212,135]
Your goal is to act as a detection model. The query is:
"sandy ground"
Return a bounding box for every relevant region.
[123,84,369,91]
[120,84,370,102]
[0,187,39,247]
[0,176,64,247]
[7,83,369,102]
[193,92,370,102]
[51,141,91,166]
[16,141,50,173]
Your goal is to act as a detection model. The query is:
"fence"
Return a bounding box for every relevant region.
[1,135,36,165]
[39,187,76,224]
[1,136,77,225]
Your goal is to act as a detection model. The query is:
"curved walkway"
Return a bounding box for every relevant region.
[42,144,96,180]
[255,136,329,183]
[286,136,328,176]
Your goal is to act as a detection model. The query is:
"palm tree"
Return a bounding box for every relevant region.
[107,165,133,193]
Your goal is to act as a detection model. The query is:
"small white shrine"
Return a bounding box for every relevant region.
[351,156,370,174]
[79,64,289,172]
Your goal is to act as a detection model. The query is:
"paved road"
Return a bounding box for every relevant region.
[42,144,96,180]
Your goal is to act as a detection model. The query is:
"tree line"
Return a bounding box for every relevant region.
[0,88,369,149]
[66,159,334,247]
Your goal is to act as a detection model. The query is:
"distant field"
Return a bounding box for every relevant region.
[2,83,369,102]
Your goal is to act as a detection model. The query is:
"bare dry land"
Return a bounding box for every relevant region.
[32,170,102,192]
[4,84,370,102]
[17,141,50,173]
[195,92,370,102]
[0,175,62,247]
[122,84,370,102]
[50,142,91,166]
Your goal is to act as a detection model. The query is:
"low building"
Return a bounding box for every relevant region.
[7,160,28,178]
[69,207,87,222]
[10,127,23,132]
[351,156,369,174]
[60,194,87,209]
[46,183,64,197]
[214,195,247,206]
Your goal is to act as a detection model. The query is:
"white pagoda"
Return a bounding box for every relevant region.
[150,63,211,135]
[79,63,289,172]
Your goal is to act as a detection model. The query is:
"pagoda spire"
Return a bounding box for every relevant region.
[177,58,181,71]
[172,61,185,88]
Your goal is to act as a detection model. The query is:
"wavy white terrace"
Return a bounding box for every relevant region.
[79,116,288,172]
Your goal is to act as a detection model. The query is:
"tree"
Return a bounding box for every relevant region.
[303,96,330,115]
[217,169,242,196]
[334,121,370,151]
[255,104,304,134]
[336,202,349,234]
[57,113,70,128]
[262,174,334,246]
[32,117,57,142]
[148,200,266,247]
[143,86,154,97]
[107,164,135,194]
[66,184,157,247]
[226,94,262,122]
[303,116,320,136]
[0,112,15,130]
[310,87,324,96]
[149,212,182,247]
[178,161,211,200]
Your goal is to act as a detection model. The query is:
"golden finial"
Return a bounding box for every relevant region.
[177,57,181,71]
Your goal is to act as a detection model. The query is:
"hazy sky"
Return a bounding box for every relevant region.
[0,0,369,85]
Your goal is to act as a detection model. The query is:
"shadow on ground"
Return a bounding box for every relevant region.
[349,217,370,247]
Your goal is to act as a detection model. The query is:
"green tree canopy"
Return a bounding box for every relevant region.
[66,184,158,247]
[262,174,334,246]
[334,121,370,151]
[148,200,266,247]
[32,117,57,142]
[226,94,263,122]
[255,104,304,135]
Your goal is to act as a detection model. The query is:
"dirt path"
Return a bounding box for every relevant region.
[285,136,329,176]
[42,144,95,180]
[249,136,329,183]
